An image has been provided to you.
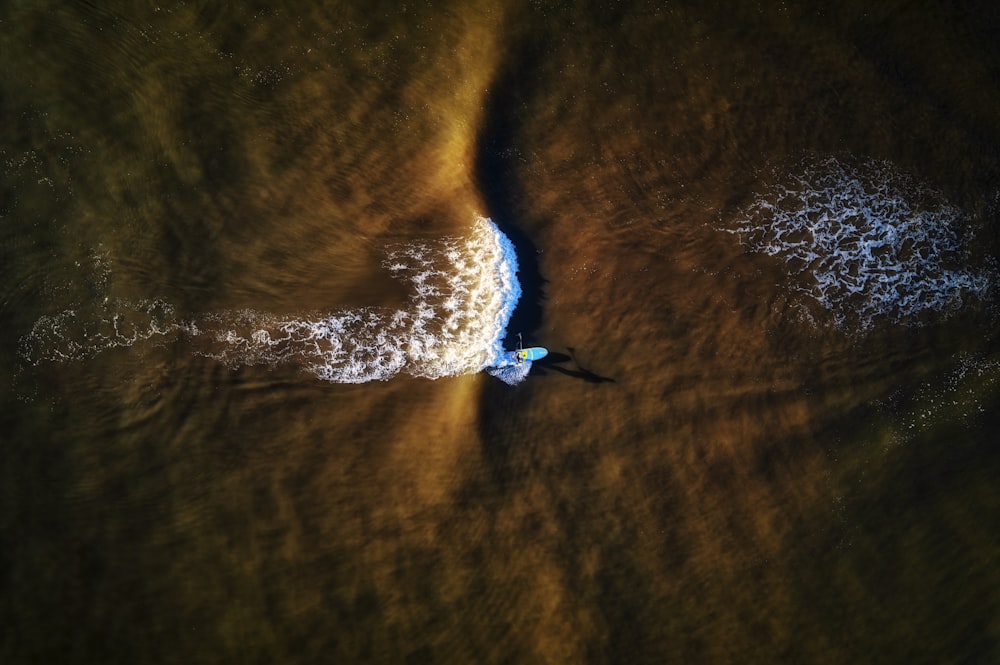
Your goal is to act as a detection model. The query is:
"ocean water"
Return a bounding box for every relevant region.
[3,1,1000,663]
[20,216,524,382]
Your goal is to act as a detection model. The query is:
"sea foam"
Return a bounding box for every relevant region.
[21,217,528,383]
[725,156,996,331]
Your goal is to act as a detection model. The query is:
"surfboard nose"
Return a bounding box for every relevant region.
[521,347,547,361]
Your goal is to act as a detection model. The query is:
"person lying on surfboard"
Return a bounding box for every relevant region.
[508,347,547,363]
[506,333,548,364]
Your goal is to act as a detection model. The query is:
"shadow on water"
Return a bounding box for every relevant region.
[534,349,616,384]
[473,37,547,350]
[473,33,614,493]
[475,349,615,487]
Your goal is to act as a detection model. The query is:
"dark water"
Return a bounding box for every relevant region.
[3,1,1000,663]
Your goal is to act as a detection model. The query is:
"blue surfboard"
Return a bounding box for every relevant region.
[507,346,548,363]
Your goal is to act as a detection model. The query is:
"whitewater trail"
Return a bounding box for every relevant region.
[21,217,533,384]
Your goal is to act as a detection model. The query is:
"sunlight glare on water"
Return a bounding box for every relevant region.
[3,2,1000,664]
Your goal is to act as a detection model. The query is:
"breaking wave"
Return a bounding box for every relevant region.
[20,217,529,383]
[725,156,997,331]
[486,360,533,385]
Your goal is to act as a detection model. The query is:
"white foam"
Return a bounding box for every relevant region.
[877,353,1000,446]
[19,298,194,363]
[725,156,997,331]
[486,360,533,386]
[21,217,529,383]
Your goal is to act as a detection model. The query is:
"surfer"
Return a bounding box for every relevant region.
[501,333,547,366]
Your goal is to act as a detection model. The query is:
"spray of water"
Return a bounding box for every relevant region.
[20,217,533,383]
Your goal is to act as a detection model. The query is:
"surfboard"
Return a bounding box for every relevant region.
[508,346,548,363]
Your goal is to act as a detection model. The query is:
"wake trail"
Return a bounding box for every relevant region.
[21,217,535,384]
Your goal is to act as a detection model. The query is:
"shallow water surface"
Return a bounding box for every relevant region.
[2,1,1000,663]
